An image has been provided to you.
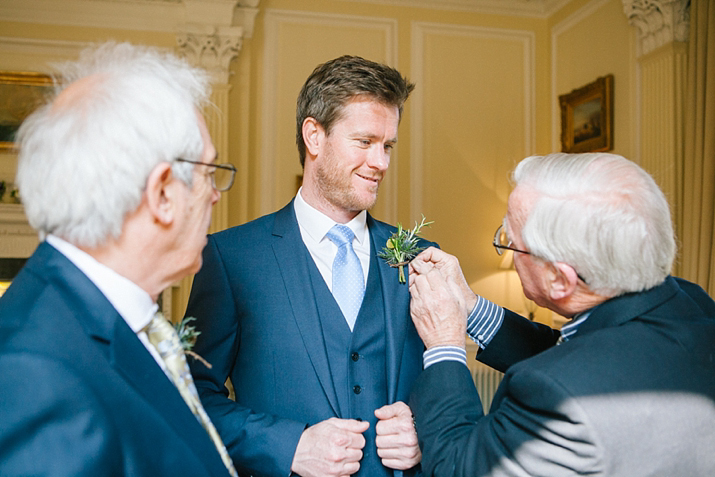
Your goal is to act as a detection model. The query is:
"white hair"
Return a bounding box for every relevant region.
[16,42,211,248]
[512,153,676,296]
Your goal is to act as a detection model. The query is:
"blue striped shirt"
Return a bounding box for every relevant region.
[556,311,590,343]
[424,299,593,367]
[423,295,504,368]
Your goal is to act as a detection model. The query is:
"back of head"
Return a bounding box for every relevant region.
[16,42,211,248]
[512,153,676,296]
[295,55,415,167]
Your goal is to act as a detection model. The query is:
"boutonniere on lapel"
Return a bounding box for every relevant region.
[378,215,433,284]
[174,316,212,369]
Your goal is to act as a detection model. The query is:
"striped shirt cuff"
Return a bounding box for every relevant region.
[423,346,467,368]
[466,295,504,349]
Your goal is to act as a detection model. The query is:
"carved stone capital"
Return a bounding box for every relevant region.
[177,27,243,84]
[622,0,690,56]
[176,0,259,83]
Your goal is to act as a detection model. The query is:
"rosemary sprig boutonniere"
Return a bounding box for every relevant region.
[174,316,212,369]
[378,215,434,284]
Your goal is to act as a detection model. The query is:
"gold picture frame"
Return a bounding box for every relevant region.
[559,74,613,153]
[0,72,54,150]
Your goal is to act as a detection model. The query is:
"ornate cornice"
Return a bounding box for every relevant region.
[336,0,572,17]
[622,0,690,56]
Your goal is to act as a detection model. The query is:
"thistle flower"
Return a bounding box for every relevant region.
[378,216,433,283]
[174,316,212,368]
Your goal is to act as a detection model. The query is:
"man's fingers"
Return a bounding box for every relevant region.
[374,401,410,421]
[374,407,422,471]
[330,417,370,432]
[326,418,368,449]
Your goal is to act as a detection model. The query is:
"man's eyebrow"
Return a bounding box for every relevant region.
[350,132,398,143]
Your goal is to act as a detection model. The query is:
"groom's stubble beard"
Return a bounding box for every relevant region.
[314,142,383,214]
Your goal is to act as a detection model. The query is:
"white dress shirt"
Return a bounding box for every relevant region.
[293,187,370,291]
[46,235,165,371]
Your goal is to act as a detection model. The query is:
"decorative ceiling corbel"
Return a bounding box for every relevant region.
[176,0,259,83]
[622,0,690,56]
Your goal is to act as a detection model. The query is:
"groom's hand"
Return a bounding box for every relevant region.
[291,417,369,477]
[375,401,421,470]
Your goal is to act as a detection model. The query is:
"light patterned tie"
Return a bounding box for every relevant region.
[326,224,365,330]
[146,313,238,477]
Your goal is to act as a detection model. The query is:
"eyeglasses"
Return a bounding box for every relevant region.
[493,224,530,256]
[175,158,236,192]
[493,223,588,284]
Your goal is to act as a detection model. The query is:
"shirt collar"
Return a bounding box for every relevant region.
[559,310,592,342]
[45,234,158,333]
[294,187,368,245]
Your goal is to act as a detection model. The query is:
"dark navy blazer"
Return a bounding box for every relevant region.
[186,201,430,476]
[0,242,230,476]
[411,276,715,476]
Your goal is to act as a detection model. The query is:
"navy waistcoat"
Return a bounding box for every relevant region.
[310,250,390,477]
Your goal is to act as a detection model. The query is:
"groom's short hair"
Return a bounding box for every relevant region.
[295,55,414,167]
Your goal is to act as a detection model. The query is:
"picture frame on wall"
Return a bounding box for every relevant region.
[559,74,613,153]
[0,72,54,151]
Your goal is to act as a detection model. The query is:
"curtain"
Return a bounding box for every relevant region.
[679,0,715,297]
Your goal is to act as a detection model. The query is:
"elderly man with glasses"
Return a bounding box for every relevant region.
[407,152,715,477]
[0,43,237,476]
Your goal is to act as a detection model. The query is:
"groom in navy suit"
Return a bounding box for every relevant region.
[186,55,429,477]
[0,43,237,476]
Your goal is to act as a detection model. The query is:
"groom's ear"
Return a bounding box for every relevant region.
[302,117,324,158]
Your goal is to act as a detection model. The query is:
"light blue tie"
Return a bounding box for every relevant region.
[327,224,365,330]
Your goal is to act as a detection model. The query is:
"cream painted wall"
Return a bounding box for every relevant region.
[549,0,636,158]
[0,0,647,324]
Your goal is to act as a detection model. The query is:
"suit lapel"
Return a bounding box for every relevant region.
[109,318,214,445]
[34,243,225,475]
[368,216,410,403]
[271,202,342,416]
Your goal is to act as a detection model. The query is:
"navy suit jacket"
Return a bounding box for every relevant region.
[186,201,430,476]
[0,242,230,477]
[410,276,715,476]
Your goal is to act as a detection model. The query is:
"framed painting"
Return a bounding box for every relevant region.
[559,74,613,153]
[0,72,54,150]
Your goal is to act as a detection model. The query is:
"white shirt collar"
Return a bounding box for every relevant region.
[294,187,368,244]
[45,235,157,333]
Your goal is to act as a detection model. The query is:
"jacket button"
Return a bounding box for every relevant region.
[353,385,362,394]
[351,352,360,362]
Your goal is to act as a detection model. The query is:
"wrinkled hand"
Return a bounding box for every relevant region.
[409,251,468,349]
[374,401,421,470]
[409,247,477,315]
[291,418,369,477]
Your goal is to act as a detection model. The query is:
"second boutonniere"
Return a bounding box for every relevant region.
[174,316,212,369]
[378,215,434,284]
